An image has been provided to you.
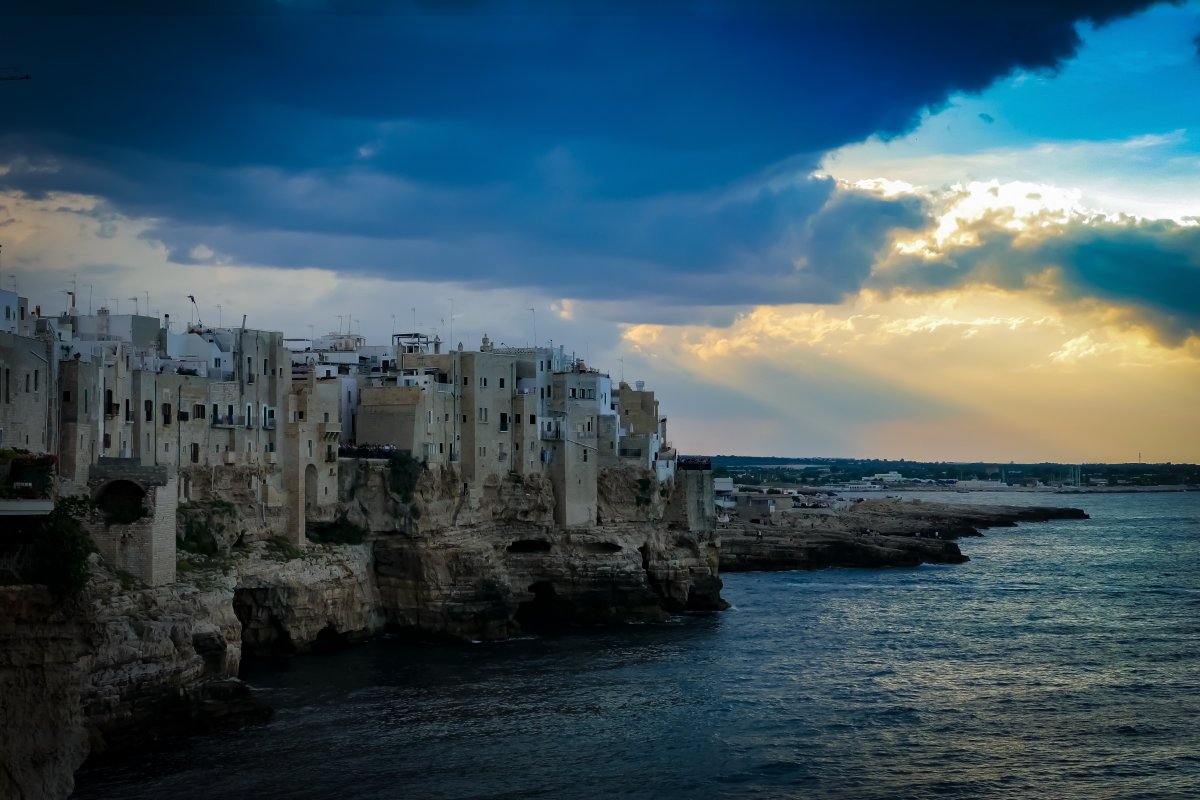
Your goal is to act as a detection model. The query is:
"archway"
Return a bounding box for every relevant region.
[94,479,148,525]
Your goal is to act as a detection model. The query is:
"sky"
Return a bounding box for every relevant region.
[1,0,1198,463]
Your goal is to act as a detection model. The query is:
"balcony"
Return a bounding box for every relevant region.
[319,421,341,441]
[324,452,338,463]
[263,417,276,430]
[539,428,563,441]
[212,414,244,428]
[619,448,643,459]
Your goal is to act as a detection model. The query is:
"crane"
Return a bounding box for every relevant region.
[0,67,31,81]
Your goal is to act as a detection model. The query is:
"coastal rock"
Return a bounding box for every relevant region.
[374,523,726,641]
[232,543,384,654]
[0,586,91,800]
[721,528,967,571]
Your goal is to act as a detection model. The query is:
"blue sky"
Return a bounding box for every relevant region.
[1,0,1198,460]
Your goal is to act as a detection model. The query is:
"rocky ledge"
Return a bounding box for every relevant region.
[720,498,1087,571]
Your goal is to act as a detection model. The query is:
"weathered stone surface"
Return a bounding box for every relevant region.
[720,498,1087,571]
[721,528,967,571]
[0,586,91,800]
[373,522,726,640]
[233,543,384,655]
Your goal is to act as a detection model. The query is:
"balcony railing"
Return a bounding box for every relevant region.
[539,429,562,441]
[212,414,243,428]
[619,448,643,458]
[263,418,276,430]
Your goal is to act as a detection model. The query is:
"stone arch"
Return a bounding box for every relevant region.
[93,479,148,524]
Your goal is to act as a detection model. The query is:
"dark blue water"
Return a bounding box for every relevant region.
[74,492,1200,799]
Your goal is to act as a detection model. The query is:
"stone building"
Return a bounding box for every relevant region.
[0,327,55,453]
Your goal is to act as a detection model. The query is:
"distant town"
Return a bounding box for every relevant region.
[707,456,1200,492]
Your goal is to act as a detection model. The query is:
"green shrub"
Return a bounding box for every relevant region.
[30,496,96,598]
[388,452,424,502]
[265,536,303,561]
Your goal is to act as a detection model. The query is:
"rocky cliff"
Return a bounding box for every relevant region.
[347,461,727,640]
[6,461,728,797]
[0,587,91,800]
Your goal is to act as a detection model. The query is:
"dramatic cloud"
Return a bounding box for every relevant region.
[0,0,1165,308]
[873,212,1200,344]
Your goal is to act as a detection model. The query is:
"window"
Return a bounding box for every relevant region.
[214,358,221,369]
[479,446,486,457]
[479,377,487,388]
[63,390,71,402]
[164,442,170,452]
[582,449,588,462]
[190,443,200,463]
[515,414,521,424]
[194,404,206,419]
[161,403,172,425]
[125,399,131,422]
[445,413,450,421]
[499,412,509,432]
[463,376,469,385]
[307,440,313,457]
[439,442,444,454]
[478,407,488,423]
[103,433,111,449]
[324,412,330,423]
[462,414,467,423]
[426,410,432,424]
[33,370,38,391]
[530,414,536,425]
[539,387,544,399]
[499,378,505,389]
[83,388,88,414]
[145,400,154,422]
[263,358,269,376]
[569,387,577,399]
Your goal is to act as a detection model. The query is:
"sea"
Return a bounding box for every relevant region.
[73,491,1200,799]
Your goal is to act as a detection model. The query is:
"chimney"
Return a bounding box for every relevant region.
[635,380,645,391]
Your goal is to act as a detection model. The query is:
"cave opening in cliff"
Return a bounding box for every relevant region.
[506,539,552,553]
[515,581,577,632]
[233,588,295,657]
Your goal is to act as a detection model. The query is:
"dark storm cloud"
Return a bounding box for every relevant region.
[0,0,1165,310]
[873,215,1200,344]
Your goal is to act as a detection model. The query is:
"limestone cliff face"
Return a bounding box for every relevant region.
[0,587,91,800]
[232,543,384,654]
[373,523,725,641]
[350,461,727,641]
[80,565,256,755]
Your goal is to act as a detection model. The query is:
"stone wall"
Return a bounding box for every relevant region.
[87,462,177,586]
